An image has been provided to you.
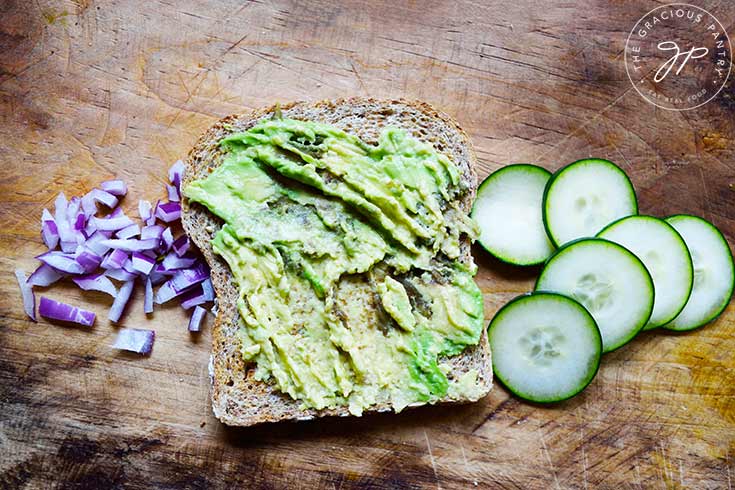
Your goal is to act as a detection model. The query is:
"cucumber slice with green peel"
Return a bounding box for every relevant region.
[488,292,602,403]
[543,159,638,247]
[535,238,654,353]
[661,215,734,331]
[597,215,693,330]
[471,164,554,265]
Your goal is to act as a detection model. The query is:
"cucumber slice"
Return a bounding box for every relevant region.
[661,215,734,331]
[488,292,601,403]
[598,215,693,330]
[471,164,554,265]
[543,159,638,247]
[535,238,653,353]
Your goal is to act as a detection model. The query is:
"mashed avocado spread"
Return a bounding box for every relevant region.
[184,117,485,414]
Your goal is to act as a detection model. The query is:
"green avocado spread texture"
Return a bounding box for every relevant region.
[184,117,485,414]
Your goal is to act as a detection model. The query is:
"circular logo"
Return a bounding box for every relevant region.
[625,3,732,110]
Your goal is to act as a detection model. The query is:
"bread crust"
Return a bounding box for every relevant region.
[181,98,492,426]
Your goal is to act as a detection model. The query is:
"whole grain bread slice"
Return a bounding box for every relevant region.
[181,98,492,426]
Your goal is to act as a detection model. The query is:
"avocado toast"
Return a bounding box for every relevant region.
[181,98,492,426]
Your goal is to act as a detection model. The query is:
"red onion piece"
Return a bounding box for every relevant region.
[112,328,155,355]
[172,235,189,257]
[72,273,118,297]
[149,270,169,286]
[93,215,135,232]
[41,209,59,250]
[155,202,181,223]
[154,281,178,304]
[162,252,196,270]
[131,252,155,275]
[166,184,180,202]
[105,268,137,282]
[144,277,153,314]
[39,297,95,326]
[90,188,119,208]
[75,248,103,273]
[28,263,65,287]
[161,228,174,251]
[140,224,164,241]
[169,160,185,191]
[188,306,206,332]
[60,241,78,253]
[170,263,208,293]
[81,192,96,218]
[116,223,140,239]
[36,251,85,274]
[138,200,152,223]
[100,179,127,196]
[85,231,112,256]
[108,280,134,323]
[180,285,207,309]
[201,278,214,301]
[100,238,159,252]
[100,248,128,270]
[15,269,36,321]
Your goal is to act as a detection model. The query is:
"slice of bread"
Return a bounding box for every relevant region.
[181,98,492,426]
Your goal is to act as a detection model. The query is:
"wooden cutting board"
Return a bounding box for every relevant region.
[1,0,733,488]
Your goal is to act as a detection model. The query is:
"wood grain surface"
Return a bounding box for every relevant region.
[1,0,734,488]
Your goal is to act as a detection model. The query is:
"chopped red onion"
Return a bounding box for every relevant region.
[90,188,119,208]
[140,224,163,240]
[84,218,97,236]
[112,328,155,355]
[172,235,189,257]
[162,252,196,270]
[116,223,140,239]
[180,285,207,309]
[54,192,74,242]
[100,179,127,196]
[28,263,65,287]
[39,297,95,326]
[138,200,152,223]
[144,277,153,314]
[162,228,174,251]
[153,262,175,275]
[122,258,139,275]
[81,192,96,218]
[85,231,112,256]
[93,215,135,232]
[166,184,180,202]
[60,241,78,253]
[154,281,177,304]
[105,268,137,282]
[108,280,134,323]
[201,278,214,301]
[188,306,206,332]
[170,263,208,293]
[37,251,85,274]
[101,248,128,270]
[155,202,181,223]
[15,269,36,321]
[27,172,212,339]
[75,248,103,273]
[72,273,118,297]
[100,238,159,252]
[150,199,160,226]
[149,270,169,286]
[131,252,155,275]
[41,209,59,250]
[67,196,81,220]
[169,160,185,191]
